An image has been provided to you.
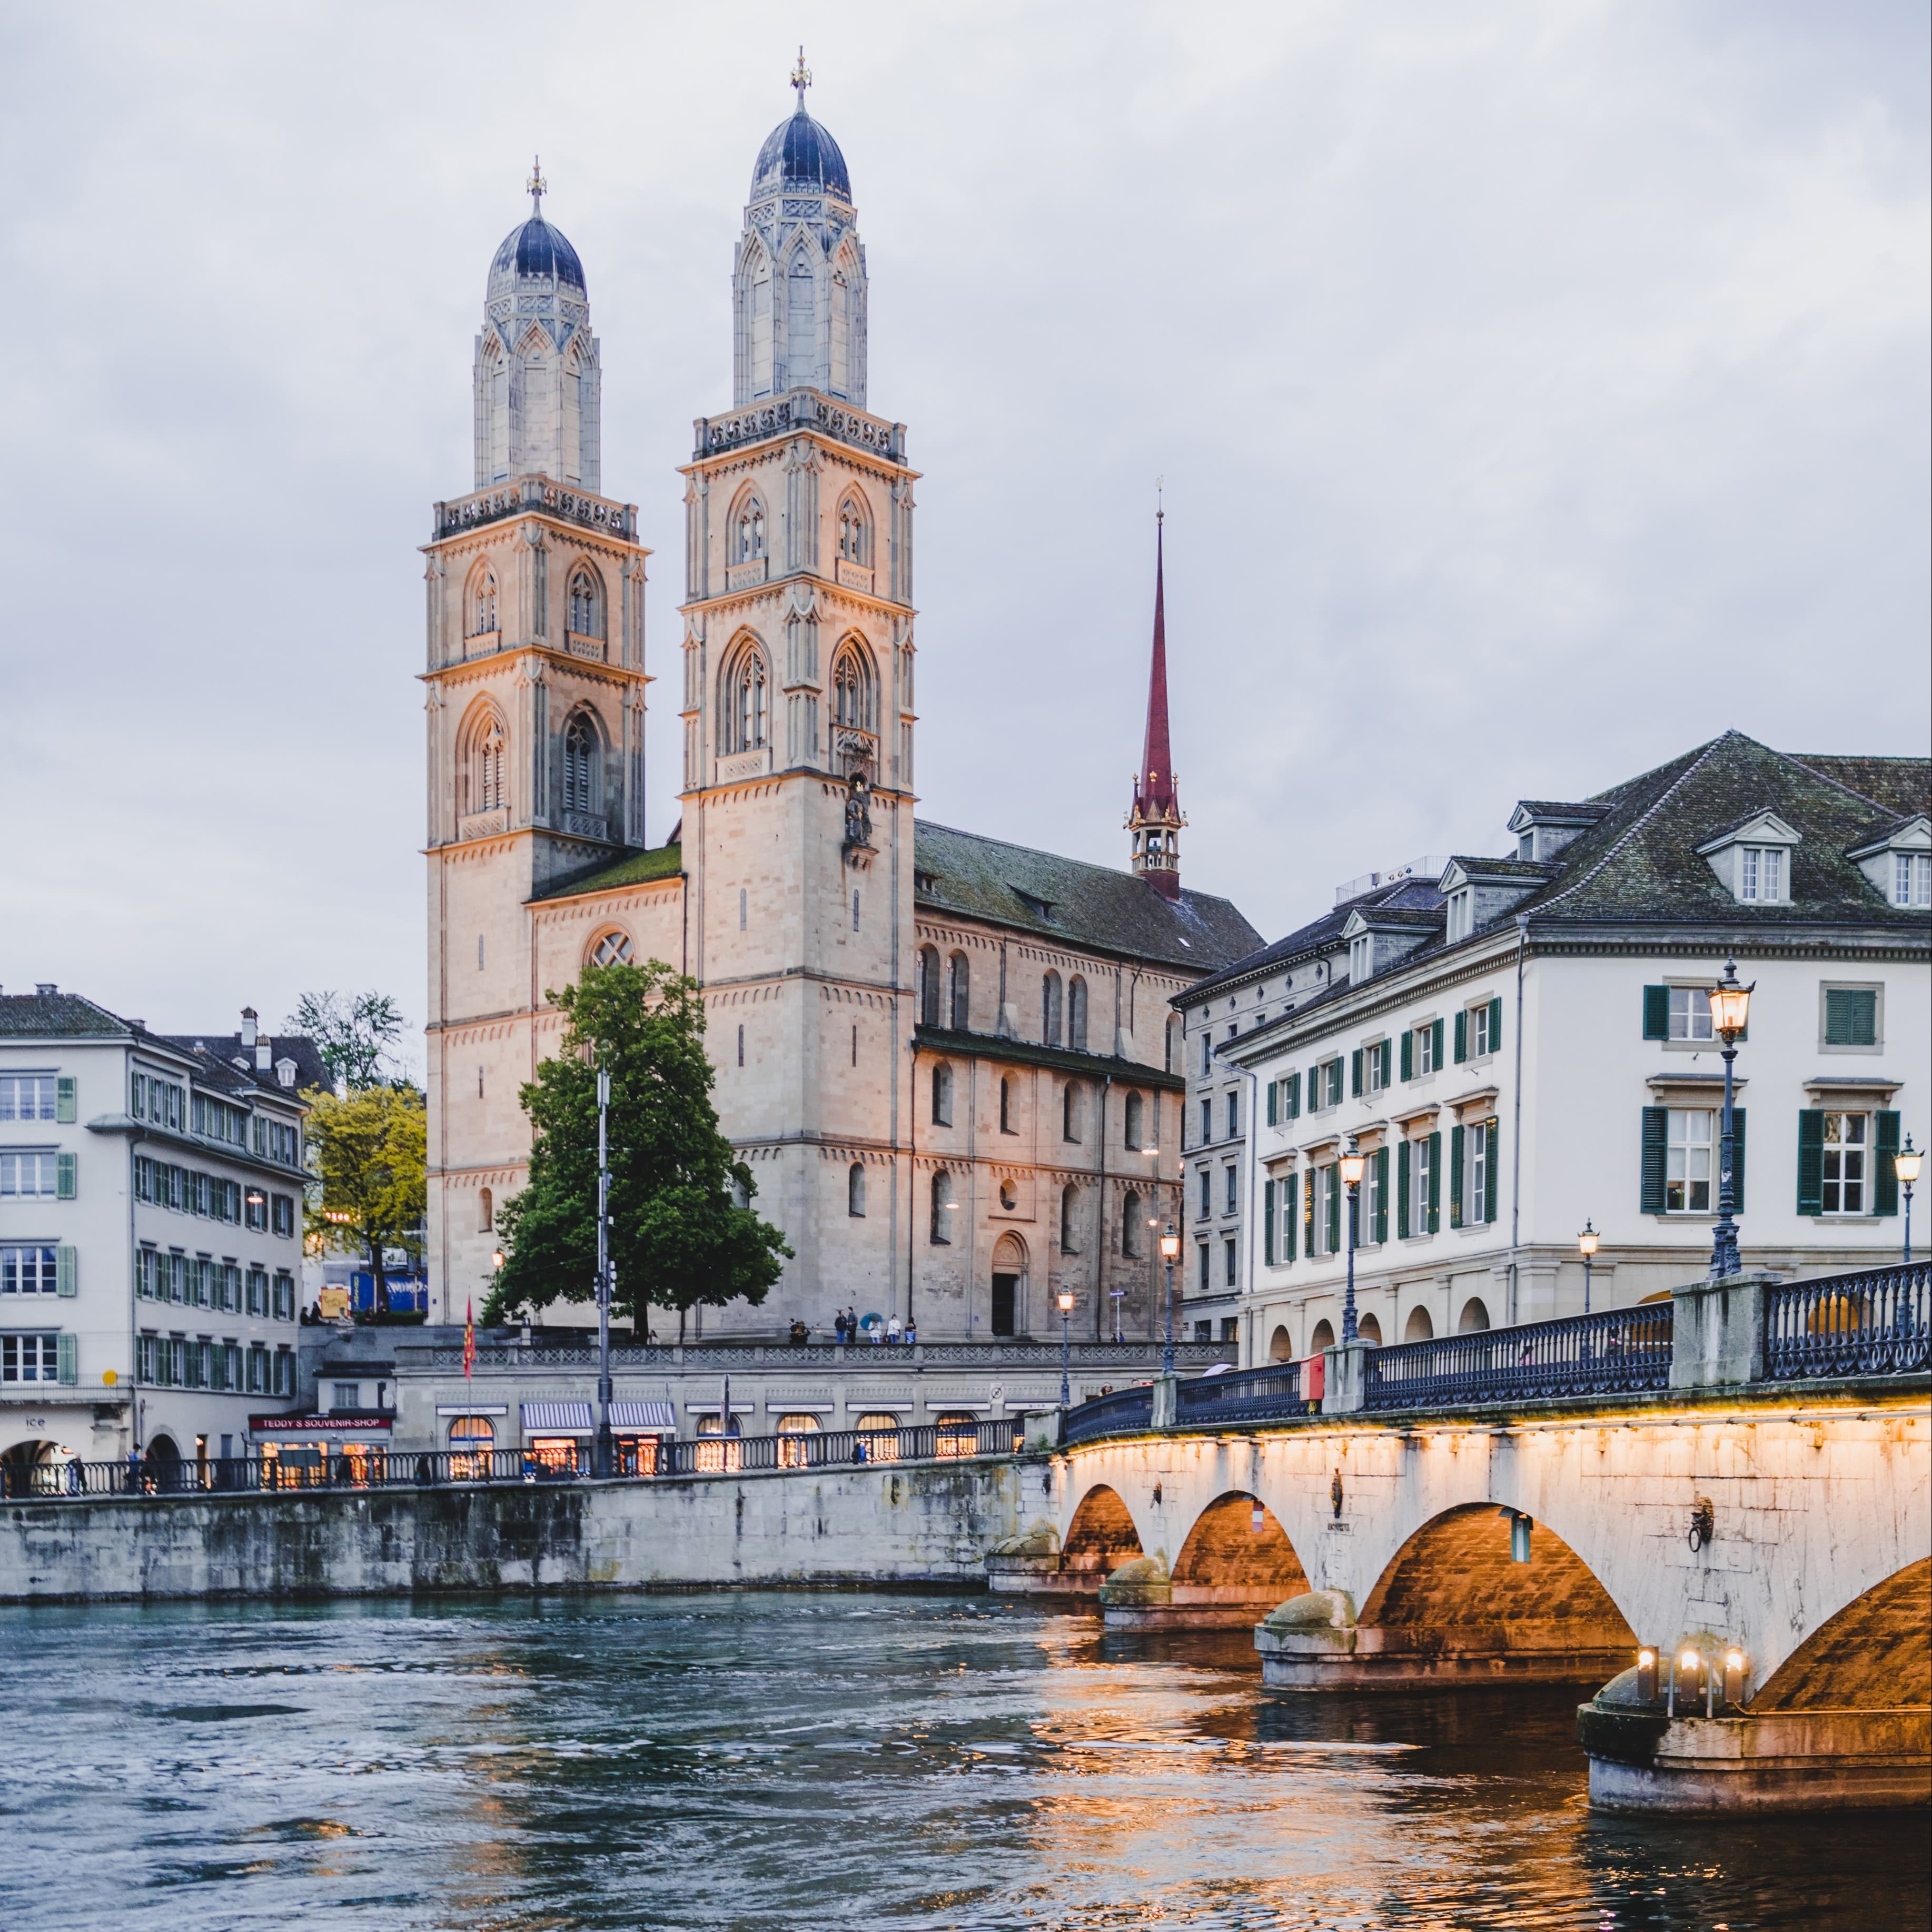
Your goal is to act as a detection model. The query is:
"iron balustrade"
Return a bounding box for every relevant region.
[1765,1262,1929,1381]
[1063,1384,1155,1444]
[1362,1303,1674,1411]
[1174,1361,1306,1426]
[405,1339,1235,1371]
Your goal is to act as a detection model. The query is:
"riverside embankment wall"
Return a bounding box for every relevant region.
[0,1459,1047,1601]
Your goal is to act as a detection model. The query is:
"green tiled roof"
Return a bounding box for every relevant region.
[531,842,684,903]
[1786,755,1931,819]
[913,822,1261,972]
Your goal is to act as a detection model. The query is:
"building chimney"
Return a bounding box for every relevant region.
[241,1007,258,1049]
[36,983,57,996]
[256,1034,273,1072]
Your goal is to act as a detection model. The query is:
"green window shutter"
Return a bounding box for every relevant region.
[1640,1107,1668,1213]
[1373,1146,1389,1243]
[1285,1172,1299,1264]
[56,1152,76,1200]
[1483,1119,1500,1224]
[55,1076,76,1124]
[1824,989,1877,1048]
[1263,1180,1277,1264]
[56,1246,77,1297]
[1874,1111,1901,1216]
[1488,997,1503,1053]
[1730,1108,1746,1215]
[1796,1109,1825,1215]
[1351,1049,1363,1097]
[1400,1031,1413,1081]
[1309,1063,1321,1107]
[1642,986,1670,1039]
[1426,1132,1441,1232]
[57,1334,77,1385]
[1431,1018,1445,1068]
[1288,1072,1300,1119]
[1396,1140,1411,1237]
[1325,1167,1340,1254]
[1382,1041,1394,1085]
[1453,1010,1468,1064]
[1449,1124,1465,1227]
[1266,1083,1278,1127]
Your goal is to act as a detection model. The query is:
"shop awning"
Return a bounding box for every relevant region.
[521,1401,594,1433]
[609,1400,676,1432]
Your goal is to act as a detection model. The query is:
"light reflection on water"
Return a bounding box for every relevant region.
[0,1593,1921,1931]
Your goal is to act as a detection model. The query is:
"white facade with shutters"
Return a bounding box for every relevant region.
[0,998,309,1470]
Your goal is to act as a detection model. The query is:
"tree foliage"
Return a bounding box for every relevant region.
[304,1084,427,1313]
[287,990,408,1092]
[486,960,789,1332]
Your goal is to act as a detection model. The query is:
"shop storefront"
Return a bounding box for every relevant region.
[520,1400,676,1475]
[248,1412,394,1484]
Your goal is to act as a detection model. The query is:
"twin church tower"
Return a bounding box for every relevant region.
[421,72,1260,1339]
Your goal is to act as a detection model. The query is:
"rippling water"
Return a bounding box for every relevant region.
[0,1593,1922,1931]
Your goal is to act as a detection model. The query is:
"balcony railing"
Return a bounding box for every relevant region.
[1064,1384,1154,1445]
[399,1338,1236,1372]
[1174,1361,1305,1426]
[1361,1303,1674,1411]
[1765,1262,1929,1381]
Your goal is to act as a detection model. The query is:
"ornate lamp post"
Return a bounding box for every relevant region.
[1339,1138,1366,1344]
[1057,1290,1076,1410]
[1896,1134,1921,1263]
[1159,1223,1182,1375]
[1578,1220,1599,1314]
[1706,959,1754,1281]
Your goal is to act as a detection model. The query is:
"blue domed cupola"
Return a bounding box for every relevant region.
[732,53,868,408]
[473,159,601,491]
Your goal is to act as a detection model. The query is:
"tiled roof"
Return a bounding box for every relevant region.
[157,1033,332,1098]
[913,823,1261,972]
[0,991,131,1038]
[1179,876,1442,1006]
[530,842,685,903]
[1784,755,1932,819]
[913,1024,1184,1090]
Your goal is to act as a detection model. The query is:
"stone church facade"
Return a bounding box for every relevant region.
[421,95,1260,1342]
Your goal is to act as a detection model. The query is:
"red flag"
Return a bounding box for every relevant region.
[463,1299,476,1380]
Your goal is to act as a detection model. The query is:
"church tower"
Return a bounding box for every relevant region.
[420,170,651,1314]
[680,60,919,1326]
[1127,516,1185,897]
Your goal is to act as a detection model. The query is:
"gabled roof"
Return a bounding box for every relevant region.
[1441,855,1556,887]
[530,841,685,903]
[0,990,131,1038]
[156,1032,331,1099]
[914,823,1261,972]
[1507,799,1612,830]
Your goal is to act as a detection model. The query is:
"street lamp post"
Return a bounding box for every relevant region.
[1339,1138,1366,1344]
[1706,959,1755,1281]
[593,1065,614,1480]
[1056,1290,1075,1410]
[1159,1224,1181,1376]
[1897,1134,1921,1264]
[1578,1220,1599,1314]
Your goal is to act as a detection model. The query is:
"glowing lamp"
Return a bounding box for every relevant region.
[1339,1139,1366,1188]
[1577,1221,1599,1259]
[1896,1135,1923,1187]
[491,1248,506,1270]
[1636,1647,1657,1702]
[1706,958,1753,1038]
[1723,1648,1746,1707]
[1159,1224,1181,1263]
[1056,1291,1075,1314]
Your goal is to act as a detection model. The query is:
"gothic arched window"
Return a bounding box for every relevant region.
[848,1162,866,1218]
[722,641,770,751]
[1060,1184,1080,1254]
[1062,1082,1083,1144]
[1122,1190,1143,1258]
[735,496,767,564]
[568,567,602,639]
[838,494,870,566]
[468,709,507,816]
[918,945,940,1028]
[588,929,632,968]
[1124,1091,1145,1152]
[478,1187,494,1234]
[831,640,874,732]
[562,714,598,816]
[930,1061,953,1126]
[930,1169,955,1244]
[1042,971,1063,1047]
[999,1078,1015,1134]
[1068,975,1089,1053]
[948,953,970,1032]
[469,567,498,639]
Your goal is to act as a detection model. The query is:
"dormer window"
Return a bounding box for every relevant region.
[1517,833,1534,860]
[1445,890,1474,944]
[1698,811,1799,907]
[1848,816,1930,907]
[1896,852,1931,908]
[1349,934,1372,984]
[1738,845,1784,902]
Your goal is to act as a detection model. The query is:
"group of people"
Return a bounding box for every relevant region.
[832,1307,917,1346]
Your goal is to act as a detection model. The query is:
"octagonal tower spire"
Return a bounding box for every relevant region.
[1127,510,1185,898]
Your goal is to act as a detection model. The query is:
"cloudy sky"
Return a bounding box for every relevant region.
[2,1,1925,1072]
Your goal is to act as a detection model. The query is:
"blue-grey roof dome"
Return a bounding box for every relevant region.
[752,102,851,200]
[488,213,586,299]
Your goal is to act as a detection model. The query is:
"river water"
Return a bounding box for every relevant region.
[0,1593,1921,1932]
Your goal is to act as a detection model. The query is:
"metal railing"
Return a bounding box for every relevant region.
[1064,1384,1154,1445]
[1174,1361,1306,1426]
[1765,1262,1929,1381]
[1363,1303,1673,1411]
[399,1339,1235,1372]
[0,1419,1031,1503]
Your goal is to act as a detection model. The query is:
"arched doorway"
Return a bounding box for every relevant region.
[1267,1325,1293,1362]
[0,1439,58,1499]
[990,1232,1027,1337]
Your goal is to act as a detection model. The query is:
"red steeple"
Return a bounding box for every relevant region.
[1127,513,1185,898]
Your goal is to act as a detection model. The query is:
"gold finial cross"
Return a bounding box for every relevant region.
[527,154,547,212]
[791,45,812,101]
[1156,474,1164,522]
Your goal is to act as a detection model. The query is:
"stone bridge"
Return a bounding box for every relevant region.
[991,1269,1930,1813]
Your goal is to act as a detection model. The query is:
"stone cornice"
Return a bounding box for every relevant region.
[420,642,650,692]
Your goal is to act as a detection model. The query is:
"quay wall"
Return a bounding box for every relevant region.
[0,1459,1047,1602]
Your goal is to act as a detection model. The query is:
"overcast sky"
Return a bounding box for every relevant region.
[2,1,1925,1075]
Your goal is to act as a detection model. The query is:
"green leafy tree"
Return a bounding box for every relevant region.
[304,1084,427,1314]
[287,990,408,1092]
[486,959,789,1335]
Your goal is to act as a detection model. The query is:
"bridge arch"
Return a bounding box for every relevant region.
[1172,1491,1310,1598]
[1754,1557,1930,1711]
[1062,1482,1144,1582]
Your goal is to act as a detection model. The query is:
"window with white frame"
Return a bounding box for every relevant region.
[0,1152,59,1197]
[1224,1164,1238,1216]
[0,1333,60,1382]
[1349,934,1371,984]
[1466,1123,1490,1224]
[1821,1112,1868,1214]
[1738,845,1785,903]
[1,1246,57,1294]
[1895,852,1931,909]
[1414,1024,1439,1076]
[1197,1167,1211,1217]
[1669,986,1713,1041]
[1362,1154,1382,1244]
[0,1075,57,1121]
[1312,1164,1336,1256]
[1407,1135,1435,1235]
[1666,1109,1714,1213]
[1469,1004,1494,1058]
[273,1272,296,1321]
[1365,1040,1391,1093]
[1446,891,1473,943]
